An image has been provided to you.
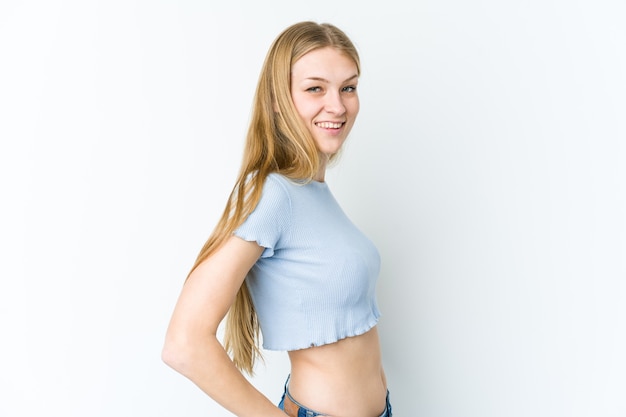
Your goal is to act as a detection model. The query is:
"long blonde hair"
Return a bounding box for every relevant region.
[187,21,361,374]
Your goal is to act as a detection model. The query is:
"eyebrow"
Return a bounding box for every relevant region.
[304,74,359,83]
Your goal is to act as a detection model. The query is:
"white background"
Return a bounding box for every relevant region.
[1,1,625,416]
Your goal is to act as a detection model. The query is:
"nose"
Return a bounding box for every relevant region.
[324,91,346,115]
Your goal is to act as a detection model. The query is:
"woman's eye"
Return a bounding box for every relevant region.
[342,86,357,93]
[307,86,322,93]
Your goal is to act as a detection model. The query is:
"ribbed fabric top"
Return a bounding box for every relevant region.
[234,173,381,351]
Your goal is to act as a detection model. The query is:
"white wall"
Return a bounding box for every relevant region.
[1,1,624,416]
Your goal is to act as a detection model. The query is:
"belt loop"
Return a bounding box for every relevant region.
[284,374,291,392]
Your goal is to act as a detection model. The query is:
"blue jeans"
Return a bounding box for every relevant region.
[278,376,392,417]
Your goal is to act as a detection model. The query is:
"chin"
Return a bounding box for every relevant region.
[318,148,343,158]
[316,141,346,156]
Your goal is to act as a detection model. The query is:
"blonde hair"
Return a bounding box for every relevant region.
[187,21,360,374]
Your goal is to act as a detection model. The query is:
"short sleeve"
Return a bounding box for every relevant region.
[233,175,292,258]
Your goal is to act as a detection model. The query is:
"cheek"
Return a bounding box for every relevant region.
[292,96,317,120]
[348,98,360,119]
[290,93,307,118]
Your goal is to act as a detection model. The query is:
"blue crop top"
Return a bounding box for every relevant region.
[234,173,381,351]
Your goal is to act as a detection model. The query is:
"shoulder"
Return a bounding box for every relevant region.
[234,173,294,256]
[242,173,294,219]
[265,172,292,190]
[260,173,293,205]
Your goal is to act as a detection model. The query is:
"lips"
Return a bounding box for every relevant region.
[315,121,344,129]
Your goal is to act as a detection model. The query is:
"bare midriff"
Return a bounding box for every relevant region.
[287,326,387,417]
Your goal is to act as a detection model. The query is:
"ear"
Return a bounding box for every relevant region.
[273,101,280,113]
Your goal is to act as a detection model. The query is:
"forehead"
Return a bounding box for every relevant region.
[291,47,358,78]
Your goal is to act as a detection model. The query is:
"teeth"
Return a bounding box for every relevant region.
[316,122,343,129]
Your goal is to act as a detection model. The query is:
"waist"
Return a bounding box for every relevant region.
[280,377,392,417]
[286,327,387,416]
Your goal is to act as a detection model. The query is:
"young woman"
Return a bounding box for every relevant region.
[162,21,392,417]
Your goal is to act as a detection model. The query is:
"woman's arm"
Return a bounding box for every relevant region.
[162,236,285,417]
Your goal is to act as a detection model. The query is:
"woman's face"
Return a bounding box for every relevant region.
[290,47,359,157]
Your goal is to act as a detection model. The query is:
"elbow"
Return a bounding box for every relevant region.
[162,336,193,375]
[162,331,222,377]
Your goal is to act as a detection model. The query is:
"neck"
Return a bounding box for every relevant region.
[315,155,329,182]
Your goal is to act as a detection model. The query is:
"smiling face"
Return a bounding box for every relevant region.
[290,47,360,160]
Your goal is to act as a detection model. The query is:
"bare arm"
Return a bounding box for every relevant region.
[162,236,285,417]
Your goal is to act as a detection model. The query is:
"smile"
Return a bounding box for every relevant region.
[315,121,344,129]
